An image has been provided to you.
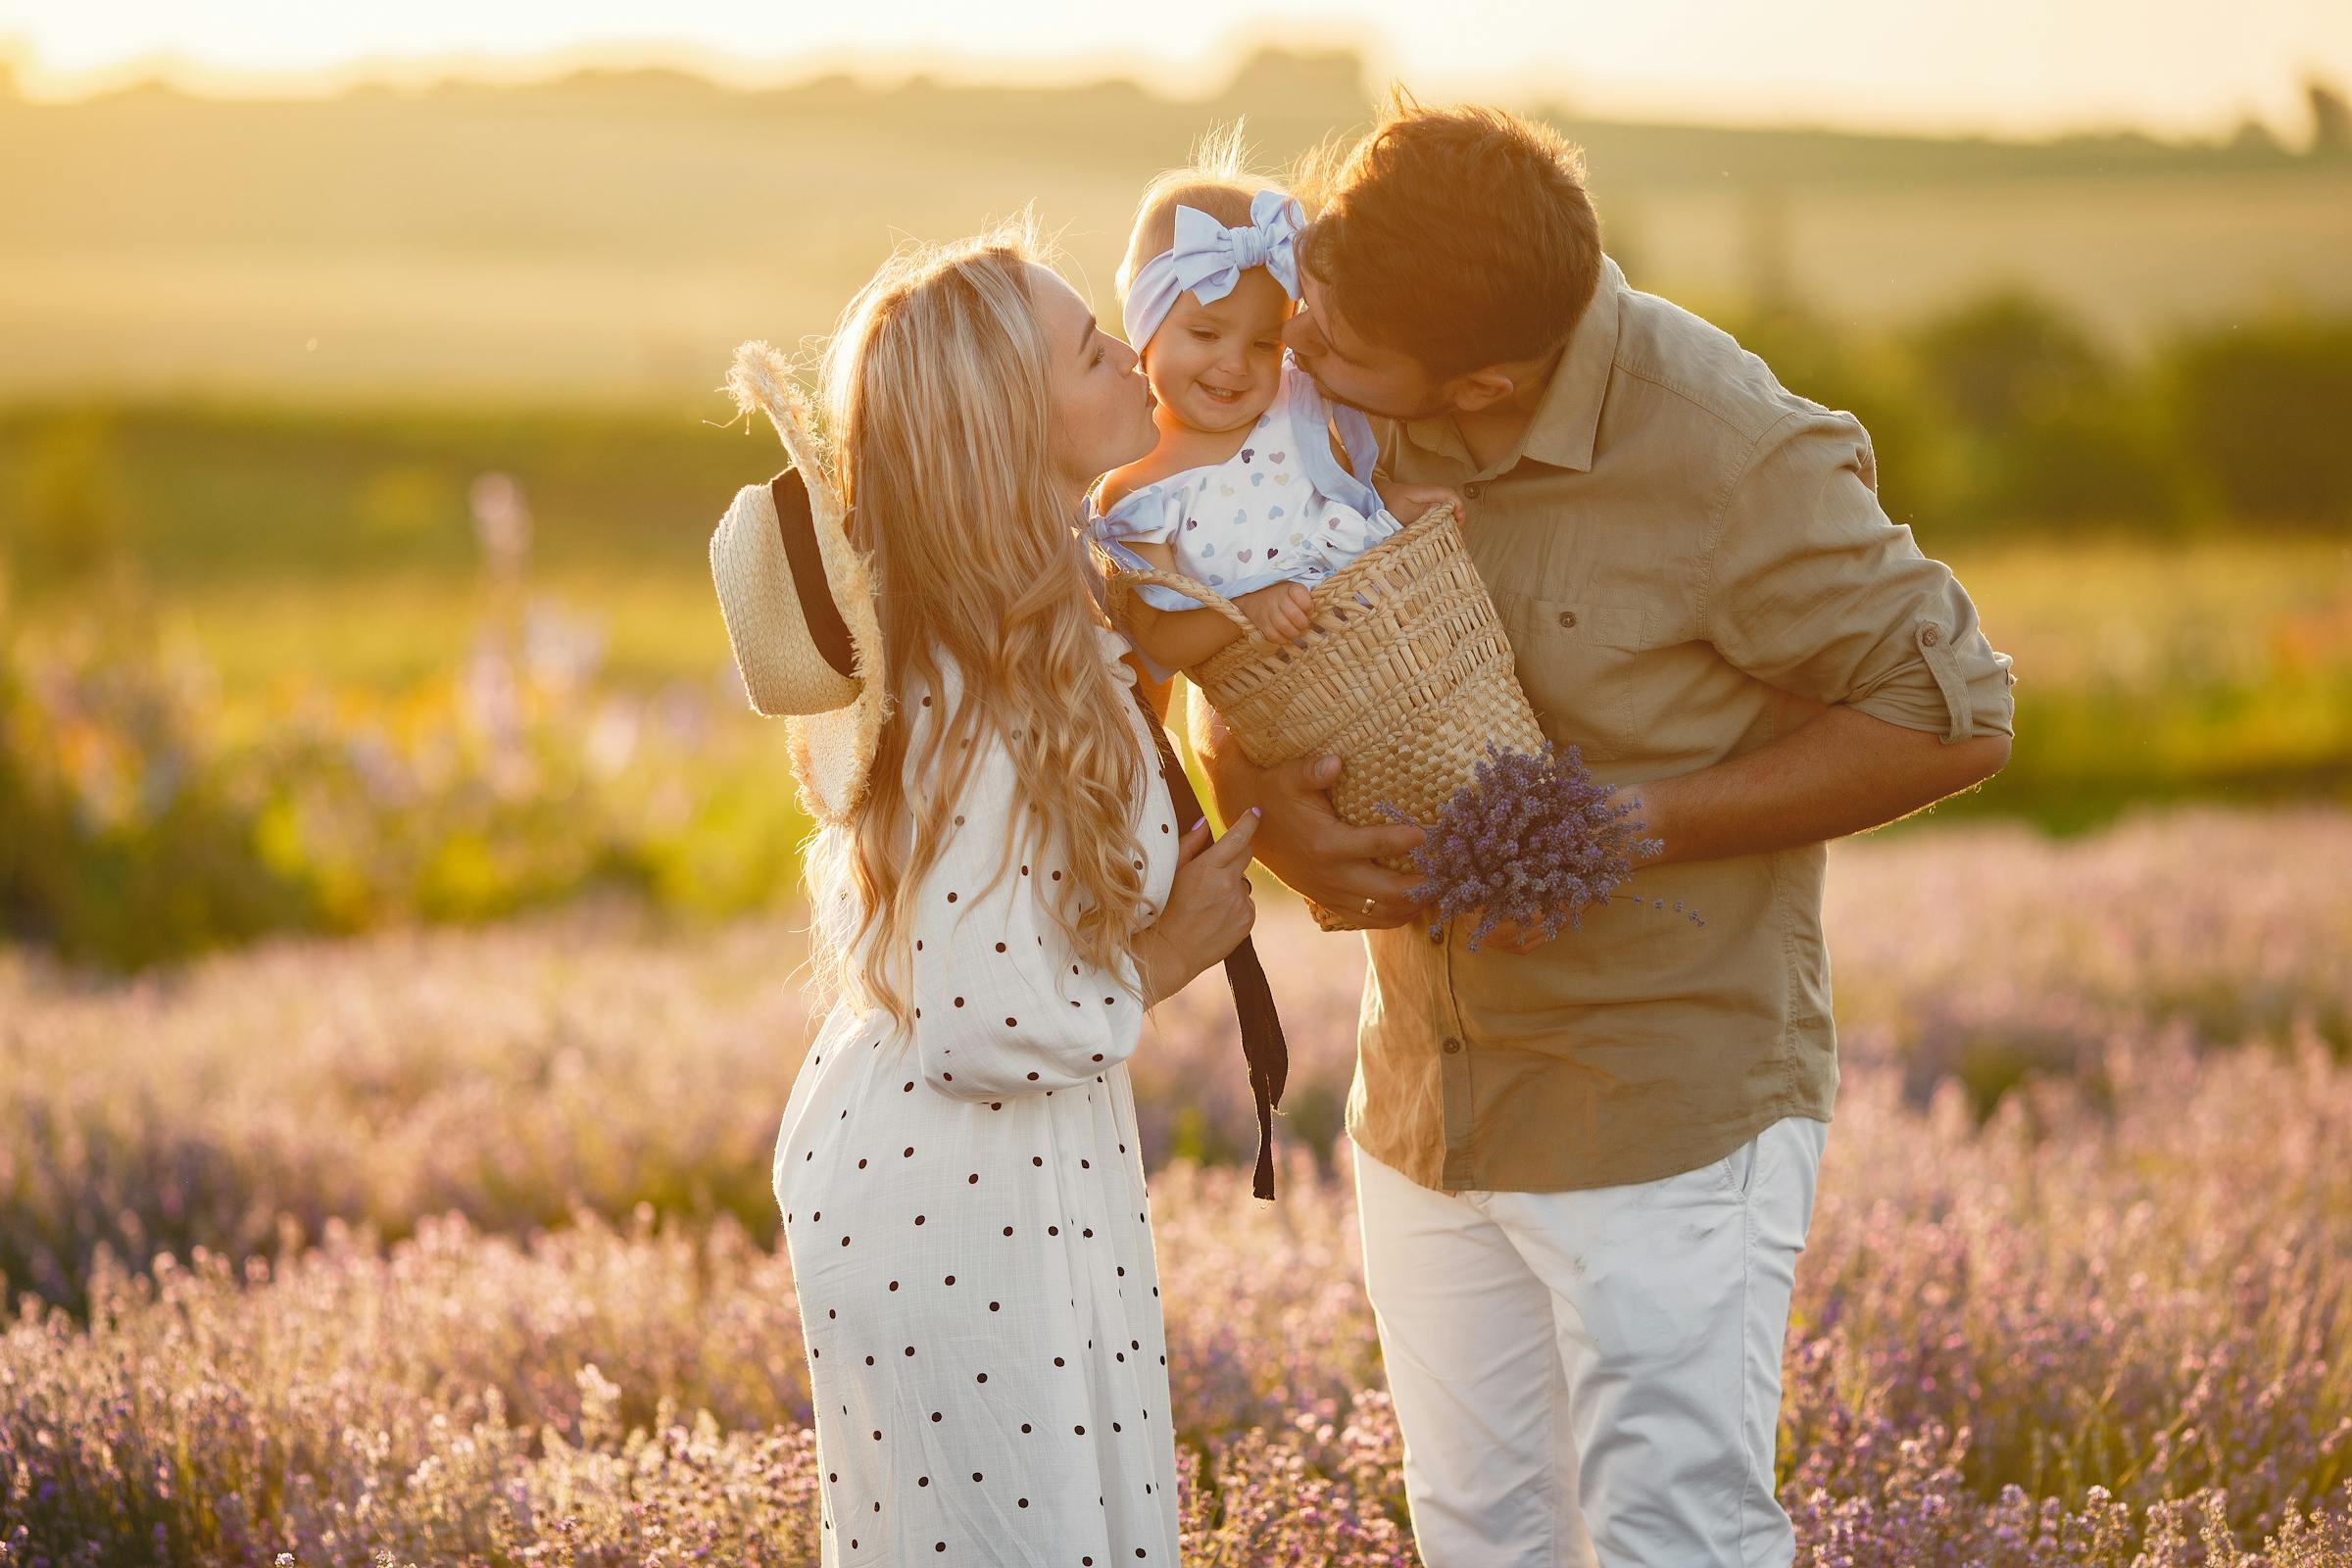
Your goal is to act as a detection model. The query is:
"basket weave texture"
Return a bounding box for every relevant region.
[1092,501,1545,932]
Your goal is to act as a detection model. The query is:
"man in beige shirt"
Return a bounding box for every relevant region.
[1182,99,2014,1567]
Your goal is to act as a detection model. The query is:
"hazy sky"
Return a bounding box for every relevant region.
[5,0,2349,137]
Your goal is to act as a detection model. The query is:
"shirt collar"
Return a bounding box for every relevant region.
[1401,252,1625,477]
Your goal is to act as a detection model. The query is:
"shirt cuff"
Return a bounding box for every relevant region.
[1847,615,2018,743]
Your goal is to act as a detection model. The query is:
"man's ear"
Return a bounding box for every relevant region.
[1445,367,1521,415]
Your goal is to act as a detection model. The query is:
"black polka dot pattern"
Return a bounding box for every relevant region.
[770,637,1183,1560]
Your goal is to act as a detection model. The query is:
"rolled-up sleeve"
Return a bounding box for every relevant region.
[1703,410,2015,742]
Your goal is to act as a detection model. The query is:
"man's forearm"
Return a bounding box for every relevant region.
[1632,705,2009,867]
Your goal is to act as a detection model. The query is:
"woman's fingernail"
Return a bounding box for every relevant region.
[1249,806,1262,816]
[1189,815,1205,832]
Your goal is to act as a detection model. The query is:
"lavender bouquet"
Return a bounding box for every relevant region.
[1372,739,1697,953]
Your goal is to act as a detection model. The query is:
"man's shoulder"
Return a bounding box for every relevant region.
[1607,285,1847,456]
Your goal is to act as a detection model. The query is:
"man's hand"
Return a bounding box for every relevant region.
[1374,475,1466,521]
[1192,702,1428,924]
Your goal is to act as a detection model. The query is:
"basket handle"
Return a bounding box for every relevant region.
[1102,561,1262,638]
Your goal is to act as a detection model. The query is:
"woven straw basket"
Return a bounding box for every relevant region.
[1092,501,1546,932]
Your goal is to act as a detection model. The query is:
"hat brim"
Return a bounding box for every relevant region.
[713,342,892,826]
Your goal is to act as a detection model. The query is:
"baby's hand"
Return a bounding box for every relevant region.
[1375,475,1467,520]
[1236,581,1316,645]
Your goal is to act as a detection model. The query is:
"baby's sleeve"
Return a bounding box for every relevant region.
[1088,483,1225,615]
[1093,484,1186,549]
[906,696,1151,1101]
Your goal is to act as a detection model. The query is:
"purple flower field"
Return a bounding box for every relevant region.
[5,808,2351,1565]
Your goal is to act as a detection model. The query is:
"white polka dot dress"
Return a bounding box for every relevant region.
[773,623,1183,1565]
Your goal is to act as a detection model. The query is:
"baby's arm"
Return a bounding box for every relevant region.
[1120,539,1250,669]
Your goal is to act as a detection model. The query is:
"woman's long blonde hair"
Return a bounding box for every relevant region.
[801,216,1151,1029]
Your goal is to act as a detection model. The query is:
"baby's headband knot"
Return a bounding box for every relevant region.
[1121,188,1306,350]
[1171,189,1303,303]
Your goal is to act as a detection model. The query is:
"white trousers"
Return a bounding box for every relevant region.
[1353,1114,1829,1568]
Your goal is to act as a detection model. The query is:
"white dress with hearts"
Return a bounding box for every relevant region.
[1088,360,1400,617]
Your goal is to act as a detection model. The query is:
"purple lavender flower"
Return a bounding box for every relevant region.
[1371,739,1686,952]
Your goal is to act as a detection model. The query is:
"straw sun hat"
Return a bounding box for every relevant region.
[710,340,889,826]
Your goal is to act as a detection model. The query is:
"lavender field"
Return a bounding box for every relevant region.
[5,808,2352,1565]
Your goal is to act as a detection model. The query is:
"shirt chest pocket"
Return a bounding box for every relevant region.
[1496,594,1651,760]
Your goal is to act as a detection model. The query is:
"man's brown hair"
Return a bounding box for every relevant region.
[1295,92,1603,378]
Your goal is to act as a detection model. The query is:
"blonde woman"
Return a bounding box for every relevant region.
[765,223,1260,1564]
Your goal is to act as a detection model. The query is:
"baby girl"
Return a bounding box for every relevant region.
[1088,154,1453,681]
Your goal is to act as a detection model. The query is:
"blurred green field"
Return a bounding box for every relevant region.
[12,519,2348,835]
[6,389,2348,850]
[174,541,2352,823]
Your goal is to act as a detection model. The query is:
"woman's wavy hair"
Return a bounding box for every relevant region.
[800,215,1151,1030]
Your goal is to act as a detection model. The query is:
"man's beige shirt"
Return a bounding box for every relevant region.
[1354,254,2016,1194]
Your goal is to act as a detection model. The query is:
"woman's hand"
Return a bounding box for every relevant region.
[1133,808,1261,1005]
[1234,582,1315,645]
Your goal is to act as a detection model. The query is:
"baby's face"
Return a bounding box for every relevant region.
[1140,268,1293,435]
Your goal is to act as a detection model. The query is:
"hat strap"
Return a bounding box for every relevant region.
[773,467,858,680]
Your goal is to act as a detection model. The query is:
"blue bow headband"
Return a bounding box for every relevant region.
[1119,188,1305,352]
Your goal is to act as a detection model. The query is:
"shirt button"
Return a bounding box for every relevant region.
[1427,926,1445,946]
[1555,609,1579,629]
[1462,482,1485,501]
[1919,623,1942,647]
[1442,1036,1463,1054]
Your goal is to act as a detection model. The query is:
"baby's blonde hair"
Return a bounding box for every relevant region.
[1113,122,1289,308]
